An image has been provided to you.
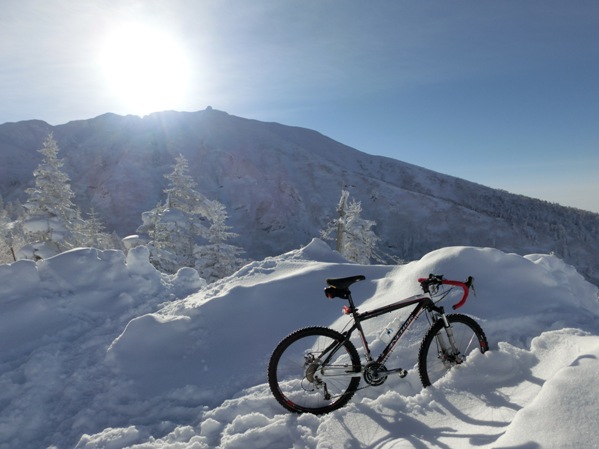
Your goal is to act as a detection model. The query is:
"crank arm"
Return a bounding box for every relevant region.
[385,367,408,377]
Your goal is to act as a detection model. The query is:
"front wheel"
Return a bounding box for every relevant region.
[418,313,488,387]
[268,326,361,414]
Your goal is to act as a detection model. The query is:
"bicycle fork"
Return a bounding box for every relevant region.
[433,313,464,365]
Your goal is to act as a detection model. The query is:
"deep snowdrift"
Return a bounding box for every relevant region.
[0,239,598,449]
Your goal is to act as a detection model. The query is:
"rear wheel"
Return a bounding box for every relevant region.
[268,326,361,414]
[418,314,488,387]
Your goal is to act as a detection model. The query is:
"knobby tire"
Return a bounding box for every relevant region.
[418,313,488,387]
[268,326,361,414]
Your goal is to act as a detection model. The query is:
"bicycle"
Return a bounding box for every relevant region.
[268,273,489,414]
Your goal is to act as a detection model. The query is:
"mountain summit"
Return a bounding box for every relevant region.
[1,109,597,282]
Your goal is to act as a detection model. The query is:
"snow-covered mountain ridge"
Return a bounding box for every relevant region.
[1,108,598,283]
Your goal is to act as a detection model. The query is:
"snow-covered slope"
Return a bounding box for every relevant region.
[0,240,598,448]
[1,109,598,283]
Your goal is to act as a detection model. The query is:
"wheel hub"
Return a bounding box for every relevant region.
[304,354,323,384]
[305,362,320,383]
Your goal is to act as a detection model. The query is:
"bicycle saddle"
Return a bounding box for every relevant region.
[325,275,366,290]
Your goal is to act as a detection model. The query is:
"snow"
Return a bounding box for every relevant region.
[4,110,599,286]
[0,239,598,449]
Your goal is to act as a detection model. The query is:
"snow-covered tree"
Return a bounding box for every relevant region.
[14,134,116,259]
[25,134,77,221]
[0,197,12,263]
[0,197,28,263]
[164,154,210,217]
[138,155,210,272]
[194,200,244,282]
[72,208,115,249]
[137,154,244,279]
[138,207,200,273]
[21,133,79,255]
[321,189,382,264]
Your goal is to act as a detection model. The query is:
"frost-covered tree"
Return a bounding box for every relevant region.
[72,208,115,249]
[0,198,13,263]
[15,134,115,259]
[0,197,27,263]
[25,134,77,220]
[194,200,244,282]
[21,133,79,255]
[138,207,200,273]
[138,155,210,272]
[138,154,244,278]
[321,189,382,264]
[164,154,210,216]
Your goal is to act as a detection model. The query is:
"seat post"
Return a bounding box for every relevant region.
[346,291,358,315]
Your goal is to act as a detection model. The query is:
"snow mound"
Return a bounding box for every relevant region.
[0,242,598,449]
[0,246,206,448]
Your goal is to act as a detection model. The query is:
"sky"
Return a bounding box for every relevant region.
[1,0,598,213]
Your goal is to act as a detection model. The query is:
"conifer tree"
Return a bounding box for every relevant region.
[194,200,244,282]
[15,133,114,258]
[22,133,79,252]
[164,154,210,217]
[25,133,77,221]
[138,155,208,271]
[137,154,244,279]
[0,197,12,263]
[0,198,26,263]
[72,208,114,249]
[321,189,382,264]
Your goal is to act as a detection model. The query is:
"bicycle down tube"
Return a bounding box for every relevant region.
[320,293,437,378]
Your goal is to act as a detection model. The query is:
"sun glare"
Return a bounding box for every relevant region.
[100,24,190,116]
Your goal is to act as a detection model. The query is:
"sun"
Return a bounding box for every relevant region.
[100,24,190,115]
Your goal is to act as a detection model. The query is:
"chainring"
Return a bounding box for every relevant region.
[363,362,388,386]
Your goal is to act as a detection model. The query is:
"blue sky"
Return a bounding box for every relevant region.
[1,0,598,213]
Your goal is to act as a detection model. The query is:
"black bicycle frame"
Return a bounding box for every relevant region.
[341,293,441,367]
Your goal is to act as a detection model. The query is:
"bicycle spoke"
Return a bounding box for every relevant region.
[269,327,361,414]
[418,314,488,387]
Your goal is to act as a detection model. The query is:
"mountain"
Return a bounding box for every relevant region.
[1,108,598,283]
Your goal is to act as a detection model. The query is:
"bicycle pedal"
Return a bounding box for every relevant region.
[398,369,408,378]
